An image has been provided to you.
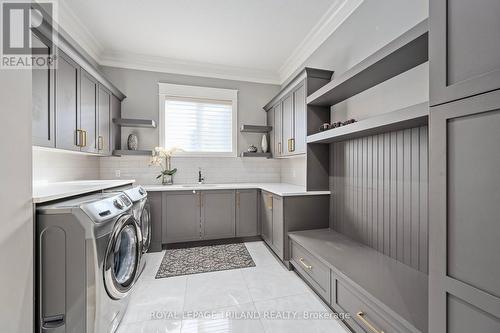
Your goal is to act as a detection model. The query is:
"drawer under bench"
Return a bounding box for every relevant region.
[288,229,428,333]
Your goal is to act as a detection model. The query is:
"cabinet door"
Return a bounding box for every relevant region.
[110,95,121,154]
[282,94,294,156]
[271,195,284,259]
[97,85,111,155]
[236,190,258,237]
[149,192,163,252]
[201,190,235,240]
[260,191,273,245]
[80,70,97,153]
[31,32,54,147]
[293,83,306,154]
[429,90,500,332]
[273,103,283,157]
[163,191,201,243]
[55,51,79,151]
[430,0,500,106]
[267,108,274,156]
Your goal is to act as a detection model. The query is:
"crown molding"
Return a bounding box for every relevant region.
[278,0,365,84]
[99,51,281,84]
[55,0,364,85]
[55,0,104,62]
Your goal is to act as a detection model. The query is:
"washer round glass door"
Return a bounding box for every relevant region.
[104,214,141,299]
[140,202,151,253]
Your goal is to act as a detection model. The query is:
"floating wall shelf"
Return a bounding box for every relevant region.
[113,118,157,128]
[112,150,153,156]
[307,102,428,144]
[307,19,428,107]
[240,152,272,158]
[240,125,272,133]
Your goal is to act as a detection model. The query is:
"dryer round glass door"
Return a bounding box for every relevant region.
[140,203,151,253]
[104,214,141,299]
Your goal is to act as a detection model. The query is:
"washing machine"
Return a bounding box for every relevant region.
[36,192,142,333]
[105,185,150,278]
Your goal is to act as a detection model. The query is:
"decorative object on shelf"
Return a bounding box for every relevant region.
[319,123,330,131]
[330,121,343,129]
[342,119,357,125]
[261,134,268,153]
[247,145,258,153]
[149,147,183,185]
[127,134,138,150]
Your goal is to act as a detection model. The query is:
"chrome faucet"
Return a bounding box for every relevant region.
[198,168,205,184]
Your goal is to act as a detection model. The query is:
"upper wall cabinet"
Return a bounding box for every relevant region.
[31,25,125,155]
[32,31,55,148]
[430,0,500,106]
[264,68,333,158]
[55,51,80,151]
[97,85,111,155]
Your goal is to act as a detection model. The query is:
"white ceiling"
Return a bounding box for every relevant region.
[58,0,363,84]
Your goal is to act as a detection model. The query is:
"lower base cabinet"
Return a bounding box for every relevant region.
[236,189,259,237]
[260,191,284,259]
[164,191,201,243]
[201,190,235,240]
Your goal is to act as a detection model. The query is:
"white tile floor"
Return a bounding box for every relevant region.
[118,241,348,333]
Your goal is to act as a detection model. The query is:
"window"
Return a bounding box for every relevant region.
[158,83,238,157]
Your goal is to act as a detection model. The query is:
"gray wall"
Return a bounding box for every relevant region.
[101,66,280,154]
[0,70,34,331]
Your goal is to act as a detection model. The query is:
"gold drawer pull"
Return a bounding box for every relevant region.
[278,142,282,154]
[356,312,384,333]
[98,135,103,150]
[288,138,295,152]
[299,257,312,270]
[82,130,88,147]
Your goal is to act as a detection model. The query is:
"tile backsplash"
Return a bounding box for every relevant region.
[280,156,307,186]
[99,156,282,185]
[32,147,100,183]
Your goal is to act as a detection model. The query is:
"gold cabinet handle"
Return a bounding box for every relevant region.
[75,129,82,147]
[356,312,384,333]
[288,138,295,152]
[299,257,312,270]
[82,130,87,147]
[267,194,273,210]
[98,135,103,150]
[236,192,240,208]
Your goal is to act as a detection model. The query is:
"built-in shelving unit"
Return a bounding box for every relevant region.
[240,124,272,133]
[307,102,428,144]
[113,118,157,128]
[240,152,272,158]
[307,19,428,107]
[112,149,152,156]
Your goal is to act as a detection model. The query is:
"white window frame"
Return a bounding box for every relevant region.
[158,82,238,157]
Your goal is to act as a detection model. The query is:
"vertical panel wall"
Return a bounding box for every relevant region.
[330,126,428,273]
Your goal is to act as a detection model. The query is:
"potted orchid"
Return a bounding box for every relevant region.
[149,146,183,185]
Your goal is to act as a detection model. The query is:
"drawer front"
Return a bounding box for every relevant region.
[290,241,330,301]
[332,278,416,333]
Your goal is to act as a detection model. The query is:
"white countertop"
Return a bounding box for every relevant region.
[33,179,135,203]
[143,183,330,197]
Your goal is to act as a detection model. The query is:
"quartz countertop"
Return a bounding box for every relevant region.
[33,179,135,203]
[142,183,330,197]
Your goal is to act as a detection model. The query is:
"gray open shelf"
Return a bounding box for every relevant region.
[113,118,157,128]
[240,125,272,133]
[307,19,428,107]
[240,152,272,158]
[112,150,152,156]
[307,102,428,144]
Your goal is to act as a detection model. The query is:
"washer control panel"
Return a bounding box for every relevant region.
[81,193,133,223]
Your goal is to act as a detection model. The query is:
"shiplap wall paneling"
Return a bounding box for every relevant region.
[330,126,428,273]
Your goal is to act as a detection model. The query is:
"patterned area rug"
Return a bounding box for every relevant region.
[155,243,256,278]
